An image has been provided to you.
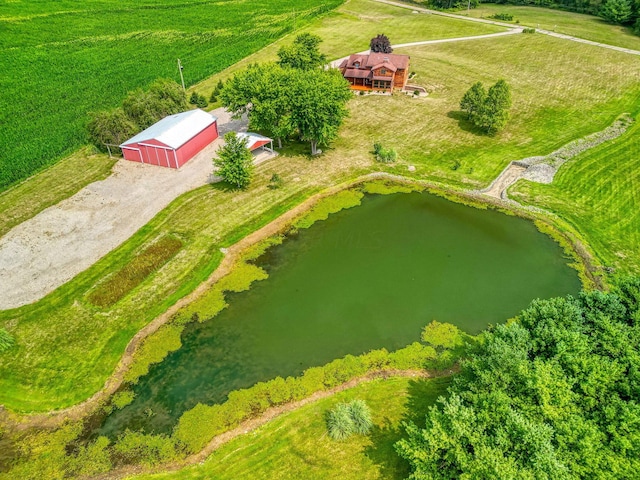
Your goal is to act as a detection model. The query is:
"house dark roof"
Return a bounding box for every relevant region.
[342,52,409,71]
[344,68,371,79]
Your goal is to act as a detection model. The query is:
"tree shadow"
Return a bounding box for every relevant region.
[363,377,453,478]
[208,179,245,192]
[447,110,486,136]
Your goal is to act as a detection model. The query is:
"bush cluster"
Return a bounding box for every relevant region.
[373,142,398,163]
[326,399,373,440]
[522,27,536,33]
[189,91,209,108]
[460,79,512,135]
[489,12,514,21]
[87,79,187,151]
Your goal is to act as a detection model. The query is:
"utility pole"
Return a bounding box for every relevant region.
[177,59,185,92]
[467,0,471,15]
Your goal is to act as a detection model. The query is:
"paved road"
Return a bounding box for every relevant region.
[375,0,640,56]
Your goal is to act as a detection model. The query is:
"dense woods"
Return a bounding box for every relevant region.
[397,278,640,478]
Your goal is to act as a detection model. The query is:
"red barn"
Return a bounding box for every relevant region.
[119,109,218,168]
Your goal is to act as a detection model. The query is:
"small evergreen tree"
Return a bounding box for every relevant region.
[196,95,208,108]
[214,132,254,189]
[189,91,199,105]
[370,34,393,53]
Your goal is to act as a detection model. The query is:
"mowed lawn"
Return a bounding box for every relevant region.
[1,1,640,412]
[511,119,640,275]
[465,3,640,51]
[0,0,342,191]
[339,33,640,187]
[133,377,451,480]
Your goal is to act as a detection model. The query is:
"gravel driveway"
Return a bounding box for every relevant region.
[0,108,248,310]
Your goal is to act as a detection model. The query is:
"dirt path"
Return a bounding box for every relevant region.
[482,163,527,199]
[0,109,251,310]
[374,0,640,56]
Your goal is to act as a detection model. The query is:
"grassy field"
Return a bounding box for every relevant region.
[133,376,451,480]
[510,120,640,275]
[463,3,640,50]
[0,0,342,192]
[1,0,639,412]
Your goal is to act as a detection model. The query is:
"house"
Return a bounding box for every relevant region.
[120,109,218,168]
[339,52,410,92]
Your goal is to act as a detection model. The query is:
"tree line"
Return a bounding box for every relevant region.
[397,277,640,478]
[87,79,187,151]
[424,0,640,34]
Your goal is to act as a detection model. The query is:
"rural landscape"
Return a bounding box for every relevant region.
[1,0,640,478]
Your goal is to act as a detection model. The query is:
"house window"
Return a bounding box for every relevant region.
[354,62,360,68]
[380,68,386,74]
[373,80,389,89]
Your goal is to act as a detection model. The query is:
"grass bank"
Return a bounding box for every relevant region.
[133,377,453,480]
[511,117,640,275]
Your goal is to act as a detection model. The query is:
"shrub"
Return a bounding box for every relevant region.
[327,400,373,440]
[326,402,354,440]
[348,400,373,434]
[112,390,135,410]
[268,173,284,189]
[189,91,199,105]
[490,12,514,21]
[209,93,218,103]
[196,94,208,108]
[389,342,437,370]
[0,328,15,353]
[112,430,179,467]
[421,320,465,350]
[372,142,397,163]
[522,27,536,34]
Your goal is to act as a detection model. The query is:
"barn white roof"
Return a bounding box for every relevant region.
[120,109,217,150]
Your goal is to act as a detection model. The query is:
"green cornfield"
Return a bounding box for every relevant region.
[0,0,342,191]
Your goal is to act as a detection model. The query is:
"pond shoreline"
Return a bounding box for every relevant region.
[0,172,597,434]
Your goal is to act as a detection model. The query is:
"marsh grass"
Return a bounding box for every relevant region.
[88,236,183,308]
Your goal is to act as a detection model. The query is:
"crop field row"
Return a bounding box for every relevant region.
[0,0,342,191]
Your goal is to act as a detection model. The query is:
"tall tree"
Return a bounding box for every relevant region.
[289,69,352,155]
[220,63,295,148]
[600,0,633,23]
[214,132,254,189]
[459,81,486,124]
[277,33,327,70]
[86,108,138,151]
[479,79,512,134]
[370,34,393,53]
[122,79,187,129]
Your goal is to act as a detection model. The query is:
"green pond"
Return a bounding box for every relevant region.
[98,190,581,436]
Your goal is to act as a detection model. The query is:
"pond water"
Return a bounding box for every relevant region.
[98,191,581,437]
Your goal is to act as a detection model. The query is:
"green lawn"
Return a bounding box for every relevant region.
[1,0,639,412]
[510,119,640,275]
[132,376,451,480]
[464,3,640,51]
[0,0,342,191]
